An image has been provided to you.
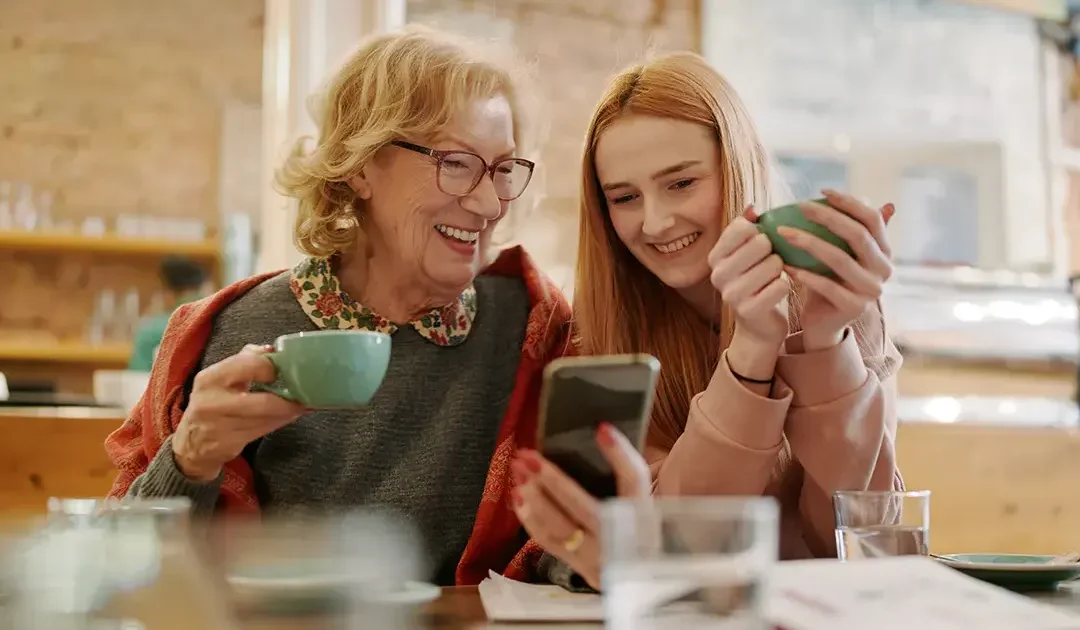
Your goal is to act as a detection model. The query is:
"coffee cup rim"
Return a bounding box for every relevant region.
[276,329,390,345]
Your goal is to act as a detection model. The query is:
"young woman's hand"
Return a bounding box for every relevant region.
[511,423,651,590]
[778,190,895,351]
[708,207,791,349]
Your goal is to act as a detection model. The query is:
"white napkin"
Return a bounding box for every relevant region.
[478,570,602,623]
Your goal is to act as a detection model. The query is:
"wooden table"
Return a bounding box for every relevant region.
[239,584,1080,629]
[238,587,568,630]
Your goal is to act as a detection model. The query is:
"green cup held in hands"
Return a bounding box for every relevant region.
[755,198,855,276]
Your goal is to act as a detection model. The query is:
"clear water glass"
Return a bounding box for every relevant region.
[601,497,779,630]
[47,498,192,540]
[833,490,931,560]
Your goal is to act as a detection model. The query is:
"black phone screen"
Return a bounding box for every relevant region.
[538,359,658,499]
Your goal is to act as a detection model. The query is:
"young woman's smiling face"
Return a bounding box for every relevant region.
[594,114,723,291]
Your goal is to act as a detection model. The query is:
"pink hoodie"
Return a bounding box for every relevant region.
[647,302,903,559]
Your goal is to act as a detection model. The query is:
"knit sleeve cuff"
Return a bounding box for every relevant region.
[129,434,224,517]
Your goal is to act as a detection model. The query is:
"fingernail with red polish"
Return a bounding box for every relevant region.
[596,422,615,447]
[744,204,759,222]
[882,203,896,225]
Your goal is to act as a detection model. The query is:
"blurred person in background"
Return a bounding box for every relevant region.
[128,255,208,372]
[104,26,648,588]
[512,52,904,590]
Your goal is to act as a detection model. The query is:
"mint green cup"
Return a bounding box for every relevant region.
[252,330,391,408]
[755,198,855,276]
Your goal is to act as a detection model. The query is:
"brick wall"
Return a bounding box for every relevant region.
[0,0,264,227]
[0,0,263,348]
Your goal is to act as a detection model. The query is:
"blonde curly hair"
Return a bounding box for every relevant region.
[276,25,535,258]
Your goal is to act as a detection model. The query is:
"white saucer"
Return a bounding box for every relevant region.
[226,561,440,608]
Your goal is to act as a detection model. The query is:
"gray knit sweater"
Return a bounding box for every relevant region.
[125,271,531,586]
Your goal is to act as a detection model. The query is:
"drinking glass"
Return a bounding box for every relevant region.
[47,498,192,539]
[602,497,779,630]
[833,490,931,560]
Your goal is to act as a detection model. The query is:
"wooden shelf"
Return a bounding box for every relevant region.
[0,231,220,260]
[0,342,132,365]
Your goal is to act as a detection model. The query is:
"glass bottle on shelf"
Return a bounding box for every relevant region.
[86,289,117,345]
[121,287,141,340]
[12,183,37,232]
[0,181,12,230]
[35,189,54,232]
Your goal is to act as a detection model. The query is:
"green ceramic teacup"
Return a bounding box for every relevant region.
[755,198,855,276]
[252,330,391,408]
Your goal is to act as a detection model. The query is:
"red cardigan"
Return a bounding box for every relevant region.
[104,246,570,585]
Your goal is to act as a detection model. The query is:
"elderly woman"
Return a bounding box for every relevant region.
[104,26,644,587]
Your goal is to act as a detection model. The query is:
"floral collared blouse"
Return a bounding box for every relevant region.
[288,258,476,346]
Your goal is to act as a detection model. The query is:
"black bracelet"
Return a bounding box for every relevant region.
[725,354,774,385]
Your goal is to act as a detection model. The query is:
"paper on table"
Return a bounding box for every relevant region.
[481,558,1080,629]
[478,570,602,622]
[766,556,1080,630]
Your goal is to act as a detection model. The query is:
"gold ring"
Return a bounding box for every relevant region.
[562,528,585,553]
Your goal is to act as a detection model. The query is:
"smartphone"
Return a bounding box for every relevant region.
[536,354,661,499]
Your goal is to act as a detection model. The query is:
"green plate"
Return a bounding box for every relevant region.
[934,554,1080,592]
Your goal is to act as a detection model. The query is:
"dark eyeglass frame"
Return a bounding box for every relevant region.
[390,140,536,201]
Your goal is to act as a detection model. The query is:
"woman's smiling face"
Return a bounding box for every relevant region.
[594,114,724,290]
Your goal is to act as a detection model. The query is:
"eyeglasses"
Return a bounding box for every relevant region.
[391,140,535,201]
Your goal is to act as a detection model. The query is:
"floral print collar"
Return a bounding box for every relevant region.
[288,258,476,346]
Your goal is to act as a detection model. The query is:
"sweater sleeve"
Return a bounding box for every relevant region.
[124,434,224,518]
[778,306,904,558]
[648,302,902,559]
[650,352,793,497]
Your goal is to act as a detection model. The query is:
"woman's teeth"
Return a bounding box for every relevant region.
[435,224,480,244]
[654,232,700,254]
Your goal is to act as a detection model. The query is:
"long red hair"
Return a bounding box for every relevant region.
[573,52,778,452]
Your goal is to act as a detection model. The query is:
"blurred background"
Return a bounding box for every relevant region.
[2,0,1080,543]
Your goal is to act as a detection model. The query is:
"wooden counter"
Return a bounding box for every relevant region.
[0,408,124,513]
[896,421,1080,555]
[1,407,1078,557]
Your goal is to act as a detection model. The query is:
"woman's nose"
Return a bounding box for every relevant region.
[641,201,675,236]
[460,176,503,220]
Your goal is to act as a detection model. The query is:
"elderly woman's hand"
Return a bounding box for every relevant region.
[777,190,895,352]
[172,345,309,481]
[511,423,651,590]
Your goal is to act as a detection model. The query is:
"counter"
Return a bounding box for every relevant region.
[0,407,125,515]
[1,400,1077,555]
[0,405,127,420]
[883,269,1079,364]
[897,421,1080,555]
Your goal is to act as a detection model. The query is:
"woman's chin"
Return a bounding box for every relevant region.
[646,262,711,291]
[423,264,477,295]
